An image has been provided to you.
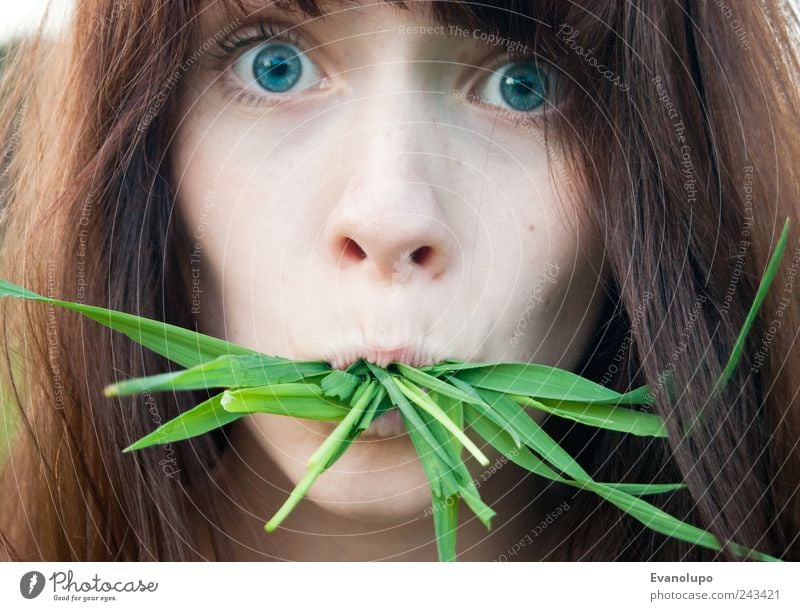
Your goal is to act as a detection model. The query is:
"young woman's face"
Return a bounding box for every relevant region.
[172,1,605,522]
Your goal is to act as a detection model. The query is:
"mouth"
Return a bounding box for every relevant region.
[326,343,437,370]
[361,407,406,439]
[324,342,439,439]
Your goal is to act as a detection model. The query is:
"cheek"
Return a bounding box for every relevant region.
[472,143,602,362]
[171,107,321,329]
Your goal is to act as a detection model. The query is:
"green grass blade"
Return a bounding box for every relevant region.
[608,482,686,495]
[432,494,459,562]
[416,395,494,527]
[376,368,494,534]
[264,464,326,532]
[402,408,447,498]
[613,384,653,405]
[452,363,627,404]
[445,378,523,448]
[313,381,376,469]
[426,359,652,406]
[265,383,373,532]
[356,385,387,431]
[307,381,375,468]
[367,364,464,472]
[715,217,791,393]
[469,404,771,559]
[403,400,495,556]
[397,392,462,560]
[435,391,464,457]
[393,378,490,467]
[465,403,565,482]
[420,360,495,376]
[398,394,477,513]
[105,355,330,396]
[585,481,781,561]
[515,395,668,438]
[123,393,237,452]
[394,363,490,408]
[320,369,361,401]
[465,405,685,497]
[220,384,349,420]
[457,487,496,528]
[0,278,258,368]
[477,393,592,481]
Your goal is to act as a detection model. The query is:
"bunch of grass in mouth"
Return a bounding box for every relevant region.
[0,219,791,562]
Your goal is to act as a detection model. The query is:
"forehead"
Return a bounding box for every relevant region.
[215,0,427,21]
[209,0,554,41]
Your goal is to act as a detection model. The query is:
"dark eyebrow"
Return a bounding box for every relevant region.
[219,0,555,45]
[232,0,401,19]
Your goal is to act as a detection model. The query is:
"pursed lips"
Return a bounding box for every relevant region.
[326,344,438,370]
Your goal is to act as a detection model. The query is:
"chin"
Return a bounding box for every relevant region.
[246,413,436,525]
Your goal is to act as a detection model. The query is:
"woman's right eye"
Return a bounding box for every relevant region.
[232,41,323,95]
[474,61,551,113]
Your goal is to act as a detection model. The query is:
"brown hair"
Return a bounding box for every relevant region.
[1,0,799,560]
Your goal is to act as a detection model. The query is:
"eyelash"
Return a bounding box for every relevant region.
[210,20,314,108]
[211,20,551,119]
[212,20,303,58]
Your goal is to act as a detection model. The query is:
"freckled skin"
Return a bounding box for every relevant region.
[172,2,605,537]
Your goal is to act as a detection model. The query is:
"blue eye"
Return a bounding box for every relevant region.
[253,43,302,92]
[233,41,322,95]
[477,61,550,113]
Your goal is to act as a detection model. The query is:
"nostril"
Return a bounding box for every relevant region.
[339,237,367,263]
[410,245,433,266]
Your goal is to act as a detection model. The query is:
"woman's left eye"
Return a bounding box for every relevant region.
[475,61,550,113]
[232,41,322,95]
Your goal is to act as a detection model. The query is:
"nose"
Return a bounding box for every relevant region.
[324,151,453,285]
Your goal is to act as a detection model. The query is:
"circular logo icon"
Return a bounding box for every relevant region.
[20,571,45,599]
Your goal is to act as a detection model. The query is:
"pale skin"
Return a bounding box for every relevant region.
[171,0,605,560]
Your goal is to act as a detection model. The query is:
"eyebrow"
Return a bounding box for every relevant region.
[232,0,405,19]
[216,0,555,50]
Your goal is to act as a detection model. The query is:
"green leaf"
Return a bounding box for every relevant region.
[320,381,379,468]
[715,217,791,393]
[367,363,463,473]
[435,390,464,457]
[105,355,330,396]
[420,360,495,376]
[452,363,631,404]
[378,368,493,532]
[432,493,459,562]
[220,384,350,420]
[475,392,592,481]
[608,482,686,495]
[398,389,467,556]
[448,378,523,448]
[393,377,490,467]
[123,393,237,452]
[356,384,387,431]
[614,384,653,405]
[264,382,374,532]
[515,395,668,438]
[394,363,490,408]
[584,481,781,562]
[465,403,567,483]
[417,395,494,527]
[465,405,684,497]
[320,369,361,401]
[402,398,494,557]
[0,278,258,368]
[309,381,376,468]
[402,408,448,498]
